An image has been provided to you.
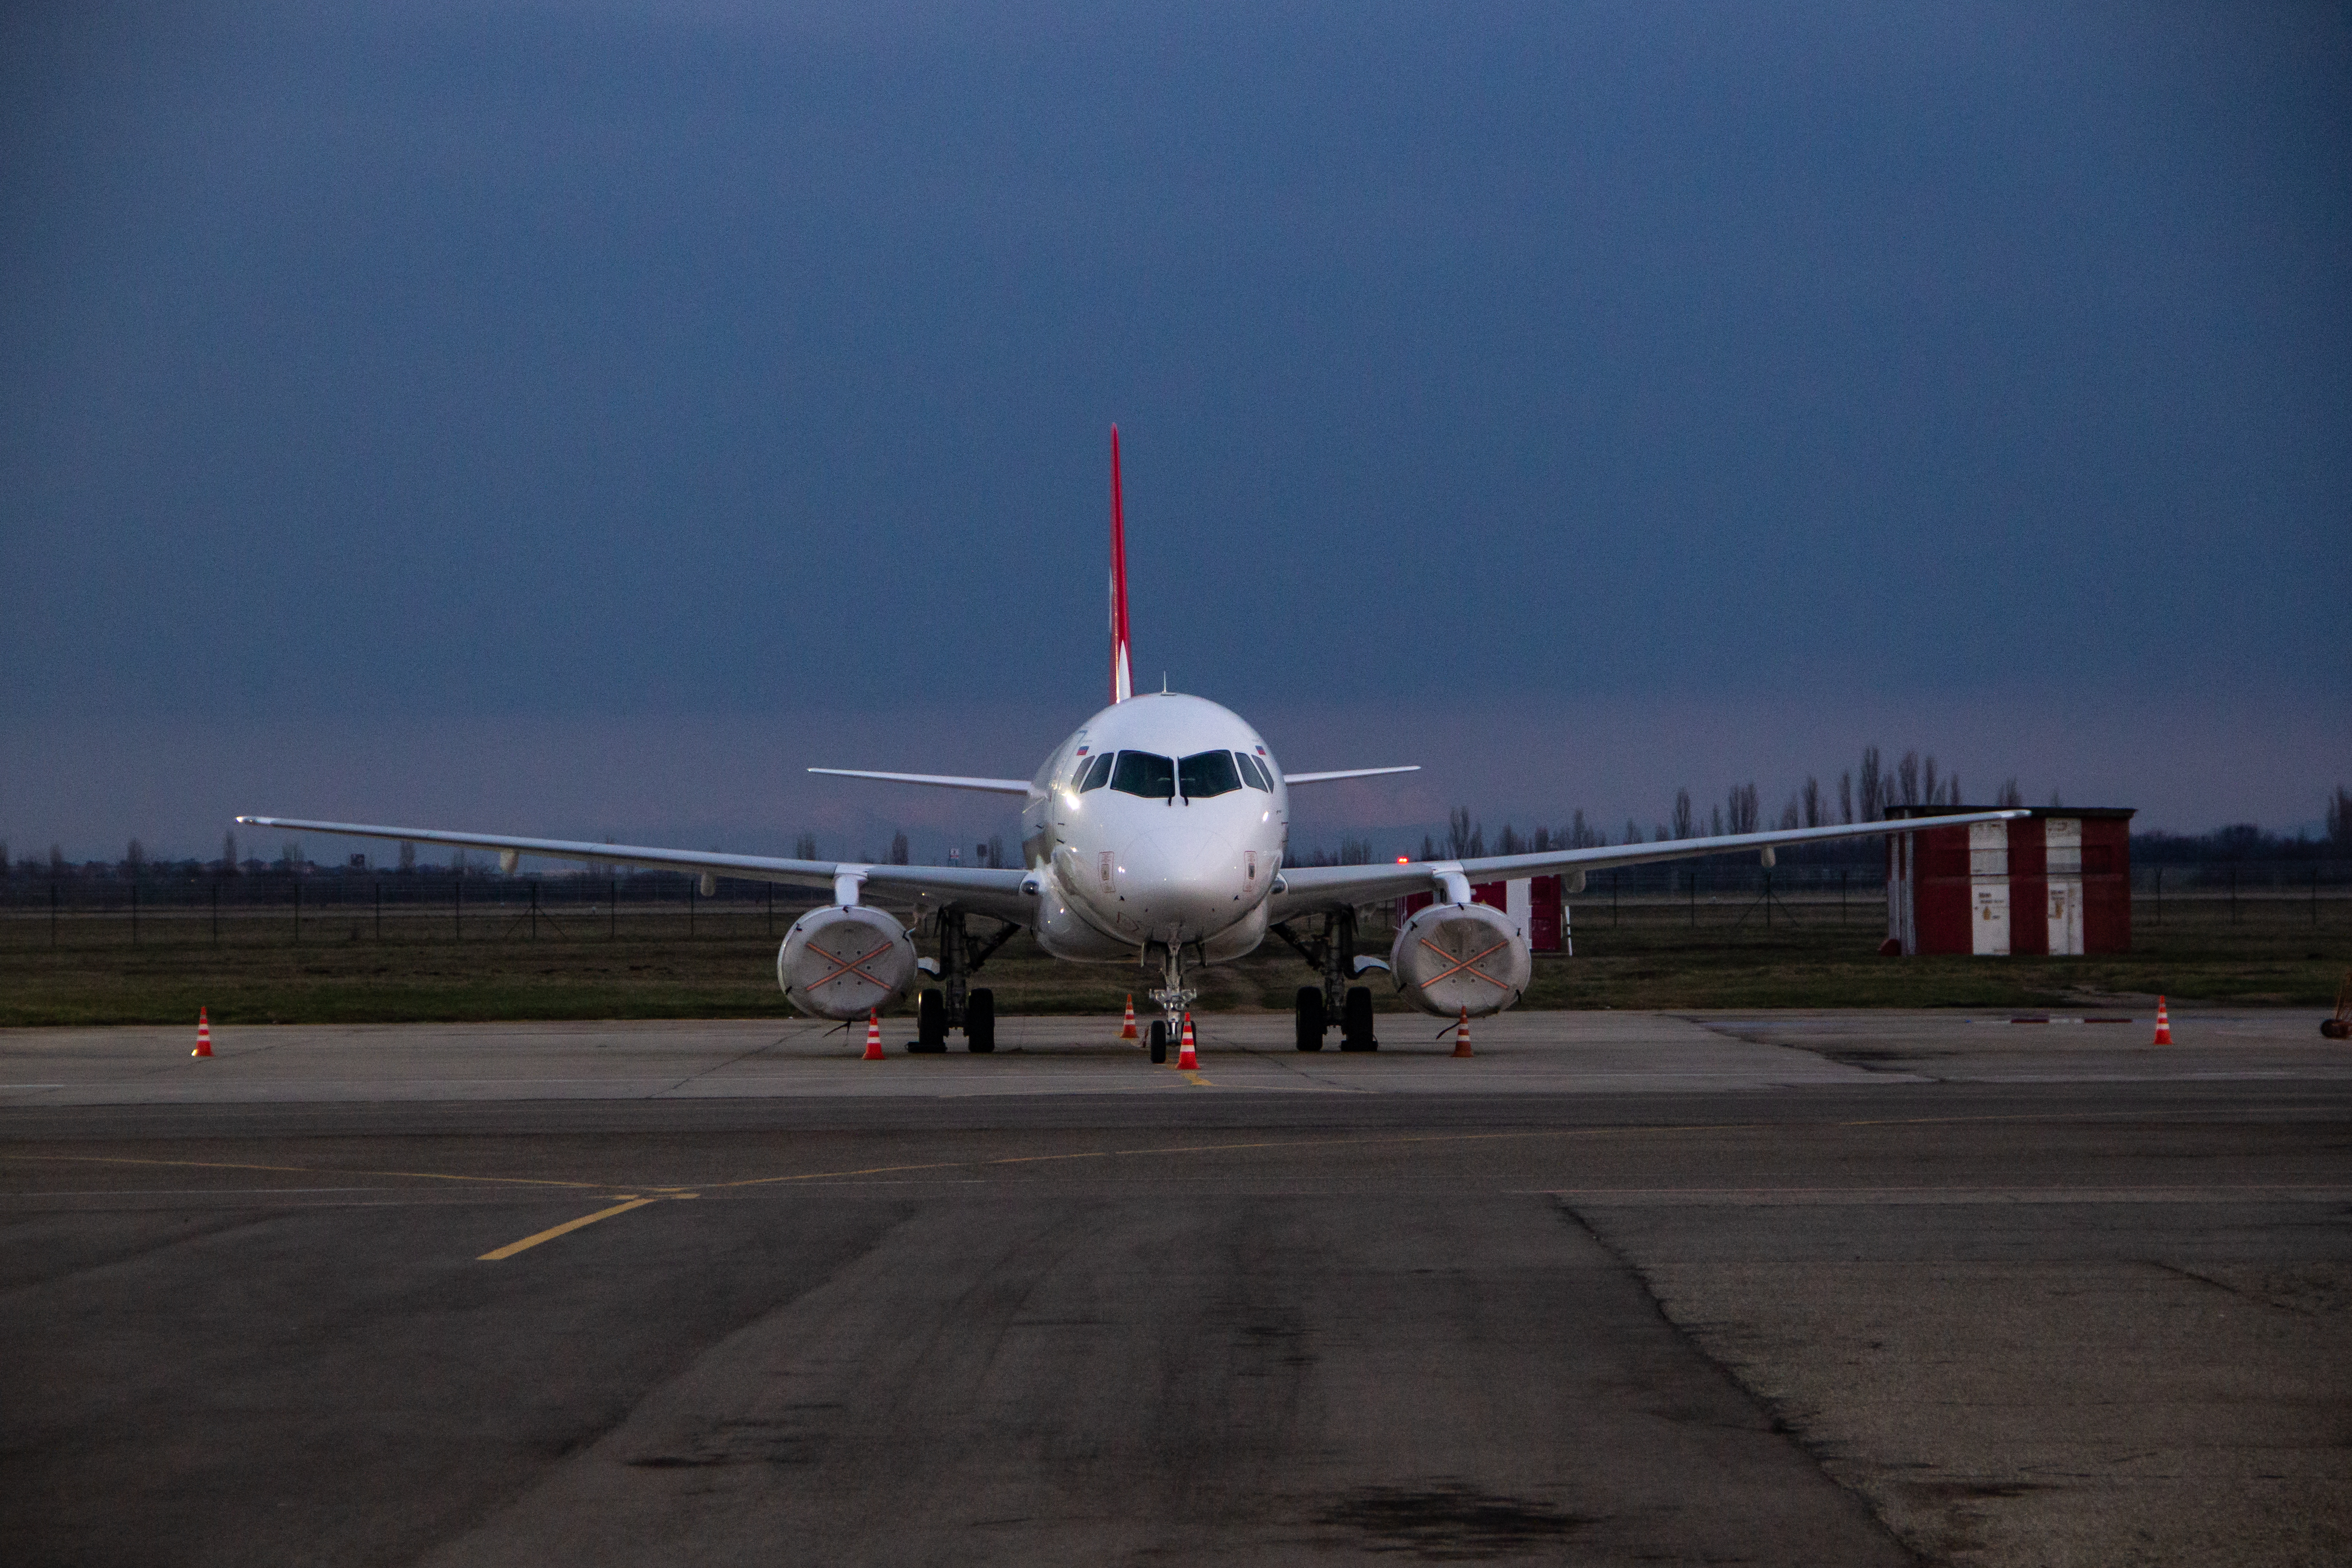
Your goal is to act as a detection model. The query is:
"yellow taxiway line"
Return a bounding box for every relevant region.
[478,1196,660,1261]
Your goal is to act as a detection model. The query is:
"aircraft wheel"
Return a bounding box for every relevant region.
[1340,985,1378,1051]
[1294,987,1325,1051]
[965,988,996,1053]
[1149,1020,1169,1064]
[912,988,948,1053]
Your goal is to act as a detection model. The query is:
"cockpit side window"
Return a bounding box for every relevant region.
[1078,752,1114,792]
[1178,749,1242,799]
[1236,752,1272,791]
[1109,751,1175,799]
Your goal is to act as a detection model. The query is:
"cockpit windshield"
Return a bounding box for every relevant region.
[1077,752,1114,792]
[1109,751,1176,799]
[1178,750,1242,799]
[1236,752,1272,791]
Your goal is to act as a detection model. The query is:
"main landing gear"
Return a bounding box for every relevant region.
[1274,908,1378,1053]
[911,909,1016,1054]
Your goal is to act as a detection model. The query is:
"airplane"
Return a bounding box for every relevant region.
[241,429,2025,1062]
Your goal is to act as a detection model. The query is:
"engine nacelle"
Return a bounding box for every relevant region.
[1388,898,1531,1018]
[777,905,918,1020]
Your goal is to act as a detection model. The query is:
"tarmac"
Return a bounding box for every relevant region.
[4,1008,2348,1566]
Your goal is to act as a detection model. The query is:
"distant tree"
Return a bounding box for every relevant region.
[2328,786,2352,852]
[1495,824,1526,856]
[2214,824,2263,859]
[50,844,65,875]
[451,848,469,876]
[1340,838,1372,865]
[1727,783,1759,835]
[1570,810,1602,849]
[1777,795,1801,831]
[1945,774,1961,805]
[794,831,819,860]
[1627,819,1645,845]
[1420,833,1440,860]
[221,830,239,874]
[1858,748,1883,821]
[1710,804,1725,836]
[123,838,146,878]
[1670,790,1694,840]
[1897,751,1921,806]
[2048,789,2063,808]
[1652,822,1668,842]
[1921,754,1940,806]
[888,830,910,865]
[1446,807,1483,859]
[0,839,8,874]
[1997,778,2023,808]
[398,841,417,872]
[1800,777,1823,828]
[1838,771,1854,824]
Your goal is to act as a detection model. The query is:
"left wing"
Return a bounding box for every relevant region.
[233,815,1035,920]
[1270,809,2029,914]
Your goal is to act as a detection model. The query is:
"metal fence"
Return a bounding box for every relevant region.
[0,859,2345,949]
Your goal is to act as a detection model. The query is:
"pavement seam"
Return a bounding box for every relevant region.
[1547,1195,1930,1566]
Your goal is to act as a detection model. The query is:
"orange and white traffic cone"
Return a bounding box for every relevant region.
[1453,1005,1473,1058]
[1176,1013,1198,1070]
[1120,995,1139,1040]
[192,1007,212,1059]
[2152,996,2171,1046]
[863,1009,885,1060]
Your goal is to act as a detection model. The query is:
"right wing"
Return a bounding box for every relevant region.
[1270,809,2029,914]
[233,815,1036,921]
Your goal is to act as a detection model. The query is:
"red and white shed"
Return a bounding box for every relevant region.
[1884,805,2135,956]
[1399,875,1568,953]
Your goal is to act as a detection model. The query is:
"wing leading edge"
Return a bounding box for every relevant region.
[1271,809,2030,912]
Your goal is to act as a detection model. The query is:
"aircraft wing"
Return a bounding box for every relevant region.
[233,815,1036,921]
[1269,809,2030,913]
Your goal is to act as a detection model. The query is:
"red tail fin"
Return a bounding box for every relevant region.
[1109,425,1133,703]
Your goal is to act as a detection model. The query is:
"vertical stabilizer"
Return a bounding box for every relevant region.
[1109,426,1133,703]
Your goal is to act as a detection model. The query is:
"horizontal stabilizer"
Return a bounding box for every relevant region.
[806,768,1031,794]
[1282,766,1420,785]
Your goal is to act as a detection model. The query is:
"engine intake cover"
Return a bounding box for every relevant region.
[777,905,917,1020]
[1389,899,1530,1018]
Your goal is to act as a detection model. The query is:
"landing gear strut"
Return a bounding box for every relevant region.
[1273,909,1377,1052]
[912,909,1017,1054]
[1146,941,1198,1043]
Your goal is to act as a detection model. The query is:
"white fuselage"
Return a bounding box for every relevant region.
[1019,693,1289,964]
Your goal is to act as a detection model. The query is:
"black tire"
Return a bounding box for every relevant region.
[912,988,948,1053]
[965,988,995,1053]
[1149,1019,1169,1064]
[1341,985,1377,1051]
[1295,986,1325,1052]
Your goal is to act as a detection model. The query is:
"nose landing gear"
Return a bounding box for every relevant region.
[1146,940,1198,1049]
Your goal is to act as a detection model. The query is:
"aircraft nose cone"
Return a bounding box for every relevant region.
[1118,830,1232,941]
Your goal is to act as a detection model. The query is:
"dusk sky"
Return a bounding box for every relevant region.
[4,1,2348,863]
